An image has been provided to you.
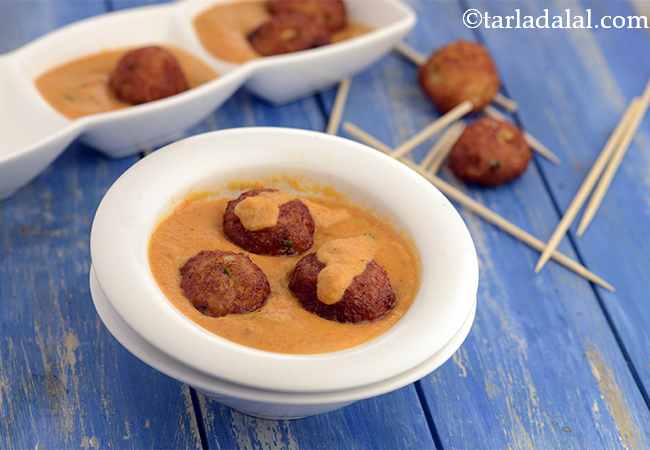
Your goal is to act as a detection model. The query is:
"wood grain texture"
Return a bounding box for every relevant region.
[320,0,650,448]
[0,3,201,449]
[469,0,650,443]
[3,0,650,449]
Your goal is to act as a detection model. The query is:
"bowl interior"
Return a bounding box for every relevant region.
[90,128,478,393]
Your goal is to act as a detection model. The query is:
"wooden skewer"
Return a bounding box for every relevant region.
[411,165,614,292]
[493,93,518,112]
[419,121,465,170]
[534,98,641,272]
[344,123,393,154]
[419,139,439,168]
[427,122,466,174]
[394,41,518,112]
[393,100,473,158]
[394,42,426,65]
[577,81,650,236]
[343,121,614,291]
[326,79,351,135]
[484,106,561,165]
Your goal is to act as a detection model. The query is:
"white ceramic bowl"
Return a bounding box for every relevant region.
[0,0,414,199]
[90,265,476,419]
[89,128,478,417]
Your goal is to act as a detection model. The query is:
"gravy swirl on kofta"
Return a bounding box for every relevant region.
[148,183,420,354]
[223,189,315,256]
[289,236,397,323]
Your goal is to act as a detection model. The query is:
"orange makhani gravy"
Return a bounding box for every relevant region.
[193,0,372,64]
[148,182,420,354]
[35,46,217,119]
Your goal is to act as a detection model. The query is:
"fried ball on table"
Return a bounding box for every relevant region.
[448,117,532,187]
[418,40,500,113]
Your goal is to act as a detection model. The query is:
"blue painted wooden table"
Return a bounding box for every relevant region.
[2,1,650,448]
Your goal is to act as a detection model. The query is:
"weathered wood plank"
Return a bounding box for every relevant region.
[320,0,650,448]
[471,0,650,432]
[0,4,202,449]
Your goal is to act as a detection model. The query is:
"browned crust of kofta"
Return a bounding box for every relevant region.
[289,253,396,323]
[180,250,270,317]
[248,13,332,57]
[448,117,532,187]
[108,46,189,104]
[418,40,500,113]
[267,0,347,32]
[223,189,315,256]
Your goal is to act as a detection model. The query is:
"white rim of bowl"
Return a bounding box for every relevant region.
[90,265,477,405]
[90,127,479,393]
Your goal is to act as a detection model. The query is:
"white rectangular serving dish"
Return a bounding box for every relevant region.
[0,0,415,199]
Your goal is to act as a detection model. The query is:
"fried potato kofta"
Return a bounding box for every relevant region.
[223,189,315,256]
[289,253,396,323]
[108,46,189,104]
[248,13,331,57]
[448,117,532,187]
[180,250,270,317]
[268,0,347,32]
[418,40,500,113]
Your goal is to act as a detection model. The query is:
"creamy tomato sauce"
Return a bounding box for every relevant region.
[35,46,217,119]
[193,1,373,64]
[234,190,295,230]
[316,235,376,305]
[148,188,420,354]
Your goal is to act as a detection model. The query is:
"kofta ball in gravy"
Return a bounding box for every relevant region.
[448,117,532,187]
[149,183,420,354]
[418,40,500,113]
[180,250,270,317]
[289,236,396,323]
[248,13,331,56]
[109,46,190,104]
[193,1,371,63]
[35,46,216,119]
[268,0,347,32]
[223,189,315,255]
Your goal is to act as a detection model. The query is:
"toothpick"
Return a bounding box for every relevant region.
[394,42,426,66]
[484,106,561,165]
[493,93,518,112]
[426,122,466,174]
[326,79,351,135]
[343,121,614,291]
[577,80,650,235]
[393,101,473,158]
[534,98,641,272]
